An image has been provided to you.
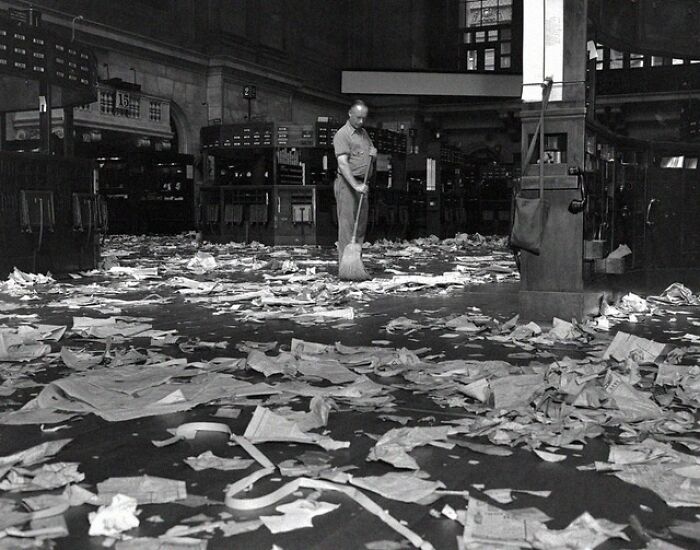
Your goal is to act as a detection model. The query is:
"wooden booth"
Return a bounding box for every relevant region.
[0,8,99,276]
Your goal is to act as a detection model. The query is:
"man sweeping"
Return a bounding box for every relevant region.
[334,100,377,280]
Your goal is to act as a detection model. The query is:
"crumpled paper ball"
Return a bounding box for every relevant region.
[88,493,139,537]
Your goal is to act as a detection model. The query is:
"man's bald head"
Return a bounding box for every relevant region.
[348,100,369,129]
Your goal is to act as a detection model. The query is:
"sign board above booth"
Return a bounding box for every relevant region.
[0,10,96,112]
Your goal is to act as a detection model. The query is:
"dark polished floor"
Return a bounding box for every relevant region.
[0,235,698,549]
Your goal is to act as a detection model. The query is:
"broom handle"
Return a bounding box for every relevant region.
[350,157,373,242]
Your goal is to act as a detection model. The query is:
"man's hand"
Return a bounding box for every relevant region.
[355,181,369,194]
[369,146,378,157]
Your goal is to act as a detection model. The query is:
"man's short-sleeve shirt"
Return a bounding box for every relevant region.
[333,121,374,177]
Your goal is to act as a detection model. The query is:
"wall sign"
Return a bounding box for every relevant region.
[116,91,129,108]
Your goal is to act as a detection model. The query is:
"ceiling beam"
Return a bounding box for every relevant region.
[341,70,522,97]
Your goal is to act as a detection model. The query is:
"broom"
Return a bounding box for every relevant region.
[339,159,373,281]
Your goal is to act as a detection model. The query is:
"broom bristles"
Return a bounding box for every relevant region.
[339,242,370,281]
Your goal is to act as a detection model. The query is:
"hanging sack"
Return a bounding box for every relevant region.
[511,189,549,254]
[510,79,553,255]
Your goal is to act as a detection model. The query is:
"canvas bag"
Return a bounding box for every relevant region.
[511,191,549,255]
[510,79,553,255]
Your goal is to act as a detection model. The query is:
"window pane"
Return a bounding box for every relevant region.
[488,29,498,41]
[660,156,684,168]
[481,1,499,25]
[500,28,511,40]
[672,58,684,65]
[463,32,472,44]
[630,54,643,68]
[466,1,482,27]
[610,49,623,69]
[484,48,495,70]
[467,50,478,70]
[500,55,511,69]
[651,56,664,66]
[500,42,511,54]
[475,31,485,43]
[498,6,512,23]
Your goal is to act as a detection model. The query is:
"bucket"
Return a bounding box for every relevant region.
[584,239,606,260]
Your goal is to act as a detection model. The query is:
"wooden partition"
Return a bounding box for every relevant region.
[0,152,99,276]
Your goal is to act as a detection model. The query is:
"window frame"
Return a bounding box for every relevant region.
[458,0,518,73]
